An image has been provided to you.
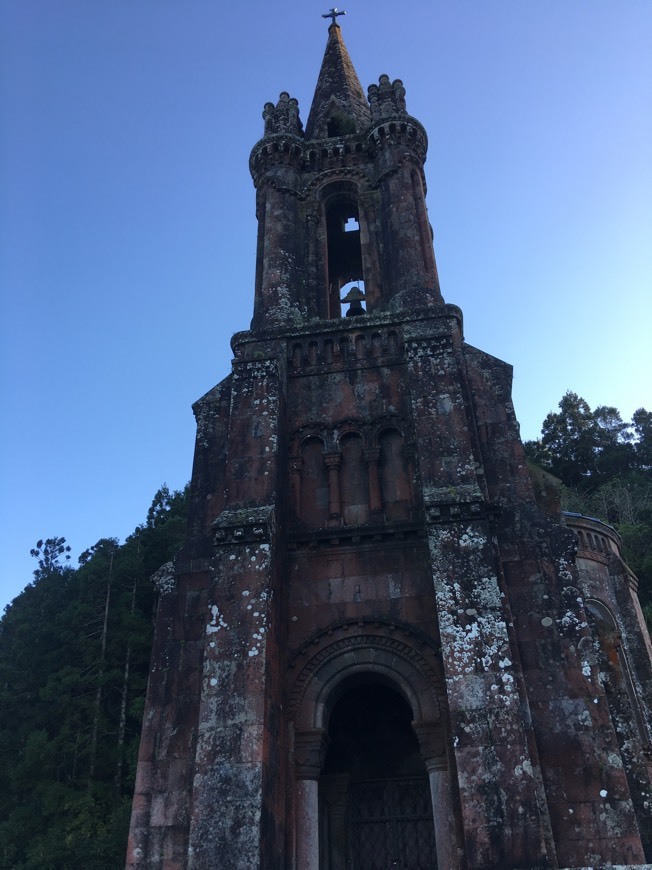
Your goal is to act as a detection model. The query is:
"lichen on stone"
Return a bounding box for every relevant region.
[151,560,177,595]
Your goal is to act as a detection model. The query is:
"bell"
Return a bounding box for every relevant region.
[341,285,365,317]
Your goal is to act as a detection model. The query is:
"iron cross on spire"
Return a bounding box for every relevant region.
[322,7,346,25]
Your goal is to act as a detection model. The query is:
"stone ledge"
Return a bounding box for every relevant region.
[212,506,275,546]
[231,302,463,352]
[288,522,425,551]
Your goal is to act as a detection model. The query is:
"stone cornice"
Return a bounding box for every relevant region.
[230,303,463,356]
[212,506,275,546]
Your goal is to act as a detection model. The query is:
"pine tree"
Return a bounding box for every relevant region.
[524,395,652,609]
[0,486,189,869]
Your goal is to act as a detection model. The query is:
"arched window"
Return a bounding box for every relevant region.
[300,437,329,528]
[354,334,367,359]
[340,433,369,525]
[379,428,411,520]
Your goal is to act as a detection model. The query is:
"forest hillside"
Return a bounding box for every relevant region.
[0,486,188,870]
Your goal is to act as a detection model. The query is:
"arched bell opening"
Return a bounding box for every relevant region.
[325,197,365,318]
[319,678,437,870]
[318,180,380,319]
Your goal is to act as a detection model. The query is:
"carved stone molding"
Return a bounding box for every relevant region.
[231,357,278,380]
[426,501,486,525]
[212,506,274,546]
[323,452,342,470]
[363,447,381,463]
[295,728,329,780]
[404,336,453,359]
[289,622,446,731]
[288,523,426,552]
[413,721,447,772]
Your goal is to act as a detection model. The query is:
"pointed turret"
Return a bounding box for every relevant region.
[305,23,371,139]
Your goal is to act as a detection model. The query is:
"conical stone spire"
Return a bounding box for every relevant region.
[305,23,371,140]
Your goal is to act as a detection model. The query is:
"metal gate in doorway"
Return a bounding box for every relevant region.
[349,776,437,869]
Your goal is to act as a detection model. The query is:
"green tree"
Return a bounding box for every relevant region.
[632,408,652,469]
[0,485,189,869]
[525,395,652,607]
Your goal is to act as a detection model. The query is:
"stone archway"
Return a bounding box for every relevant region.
[288,625,459,870]
[320,680,436,869]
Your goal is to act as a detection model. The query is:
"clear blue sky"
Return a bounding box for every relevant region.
[2,0,651,613]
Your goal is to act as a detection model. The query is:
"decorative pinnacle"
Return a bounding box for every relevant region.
[322,7,346,26]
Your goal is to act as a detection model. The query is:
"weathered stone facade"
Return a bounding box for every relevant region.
[126,24,652,870]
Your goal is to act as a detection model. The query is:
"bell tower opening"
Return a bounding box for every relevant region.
[327,113,357,137]
[319,681,437,869]
[325,196,365,318]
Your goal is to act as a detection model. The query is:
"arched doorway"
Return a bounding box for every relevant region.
[290,626,458,870]
[319,681,437,869]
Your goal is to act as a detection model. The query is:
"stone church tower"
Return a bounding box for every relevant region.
[127,21,652,870]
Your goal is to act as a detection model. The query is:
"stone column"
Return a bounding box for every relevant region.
[320,774,351,870]
[358,194,382,310]
[296,780,320,870]
[290,456,302,518]
[251,163,305,330]
[427,762,460,870]
[413,721,459,870]
[305,211,324,319]
[374,156,442,306]
[324,453,342,524]
[363,447,382,514]
[402,443,416,506]
[295,729,329,870]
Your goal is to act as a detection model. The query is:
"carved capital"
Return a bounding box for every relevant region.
[290,457,303,476]
[323,452,342,471]
[212,506,274,546]
[295,728,329,780]
[425,499,486,525]
[413,721,446,772]
[363,447,381,464]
